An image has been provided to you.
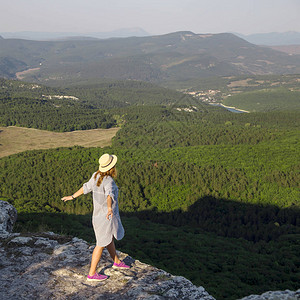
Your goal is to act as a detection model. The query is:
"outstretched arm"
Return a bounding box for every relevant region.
[61,187,84,202]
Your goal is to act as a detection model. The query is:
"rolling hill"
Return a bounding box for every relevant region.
[1,31,300,84]
[0,77,197,131]
[0,27,150,40]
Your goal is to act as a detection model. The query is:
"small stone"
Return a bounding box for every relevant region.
[19,246,34,256]
[144,295,164,300]
[44,231,56,236]
[9,236,33,245]
[163,288,179,297]
[0,232,10,239]
[53,244,71,255]
[71,237,86,243]
[34,237,58,248]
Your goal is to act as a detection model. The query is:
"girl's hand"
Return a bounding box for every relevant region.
[61,188,82,202]
[61,196,73,202]
[106,208,113,220]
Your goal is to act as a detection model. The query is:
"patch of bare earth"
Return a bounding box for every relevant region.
[16,68,40,80]
[268,45,300,55]
[0,126,120,158]
[227,78,258,87]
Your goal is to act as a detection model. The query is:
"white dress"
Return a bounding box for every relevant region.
[83,172,124,247]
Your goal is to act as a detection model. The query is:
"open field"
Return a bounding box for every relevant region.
[268,45,300,55]
[223,88,300,112]
[0,126,119,157]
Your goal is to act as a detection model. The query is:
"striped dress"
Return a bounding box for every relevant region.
[83,173,124,247]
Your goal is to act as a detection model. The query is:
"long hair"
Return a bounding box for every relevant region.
[94,167,117,187]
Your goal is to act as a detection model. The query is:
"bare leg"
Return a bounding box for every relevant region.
[89,245,104,276]
[106,239,121,264]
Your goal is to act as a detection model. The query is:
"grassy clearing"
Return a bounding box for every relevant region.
[223,88,300,112]
[0,126,119,158]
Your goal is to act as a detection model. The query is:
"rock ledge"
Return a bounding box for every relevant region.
[0,231,215,299]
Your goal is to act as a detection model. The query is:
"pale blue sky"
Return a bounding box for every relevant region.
[2,0,300,35]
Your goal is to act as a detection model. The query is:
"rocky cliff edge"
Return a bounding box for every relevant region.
[0,200,299,300]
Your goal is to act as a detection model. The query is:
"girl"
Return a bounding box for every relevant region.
[61,153,129,281]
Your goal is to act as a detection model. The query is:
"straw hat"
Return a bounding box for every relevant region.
[99,153,117,172]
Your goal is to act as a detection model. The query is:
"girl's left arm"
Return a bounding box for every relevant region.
[61,187,84,202]
[106,195,113,220]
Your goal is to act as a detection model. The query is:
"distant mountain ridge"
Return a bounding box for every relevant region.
[0,27,150,41]
[0,31,300,83]
[236,31,300,46]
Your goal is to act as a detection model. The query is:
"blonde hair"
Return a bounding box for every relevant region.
[94,167,117,187]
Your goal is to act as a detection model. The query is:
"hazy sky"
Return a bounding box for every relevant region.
[2,0,300,35]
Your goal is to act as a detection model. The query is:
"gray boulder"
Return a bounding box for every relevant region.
[0,200,17,238]
[239,289,300,300]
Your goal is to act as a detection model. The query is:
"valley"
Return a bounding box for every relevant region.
[0,32,299,299]
[172,74,300,112]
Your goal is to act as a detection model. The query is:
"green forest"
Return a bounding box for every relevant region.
[0,78,193,131]
[0,77,299,299]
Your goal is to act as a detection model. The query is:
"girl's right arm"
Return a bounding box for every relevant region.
[61,187,84,202]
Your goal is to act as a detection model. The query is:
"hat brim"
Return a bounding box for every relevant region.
[99,155,117,172]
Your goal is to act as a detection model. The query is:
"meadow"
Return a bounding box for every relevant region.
[0,126,119,158]
[223,88,300,112]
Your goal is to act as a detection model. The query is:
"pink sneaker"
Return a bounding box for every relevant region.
[87,272,108,281]
[112,261,130,269]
